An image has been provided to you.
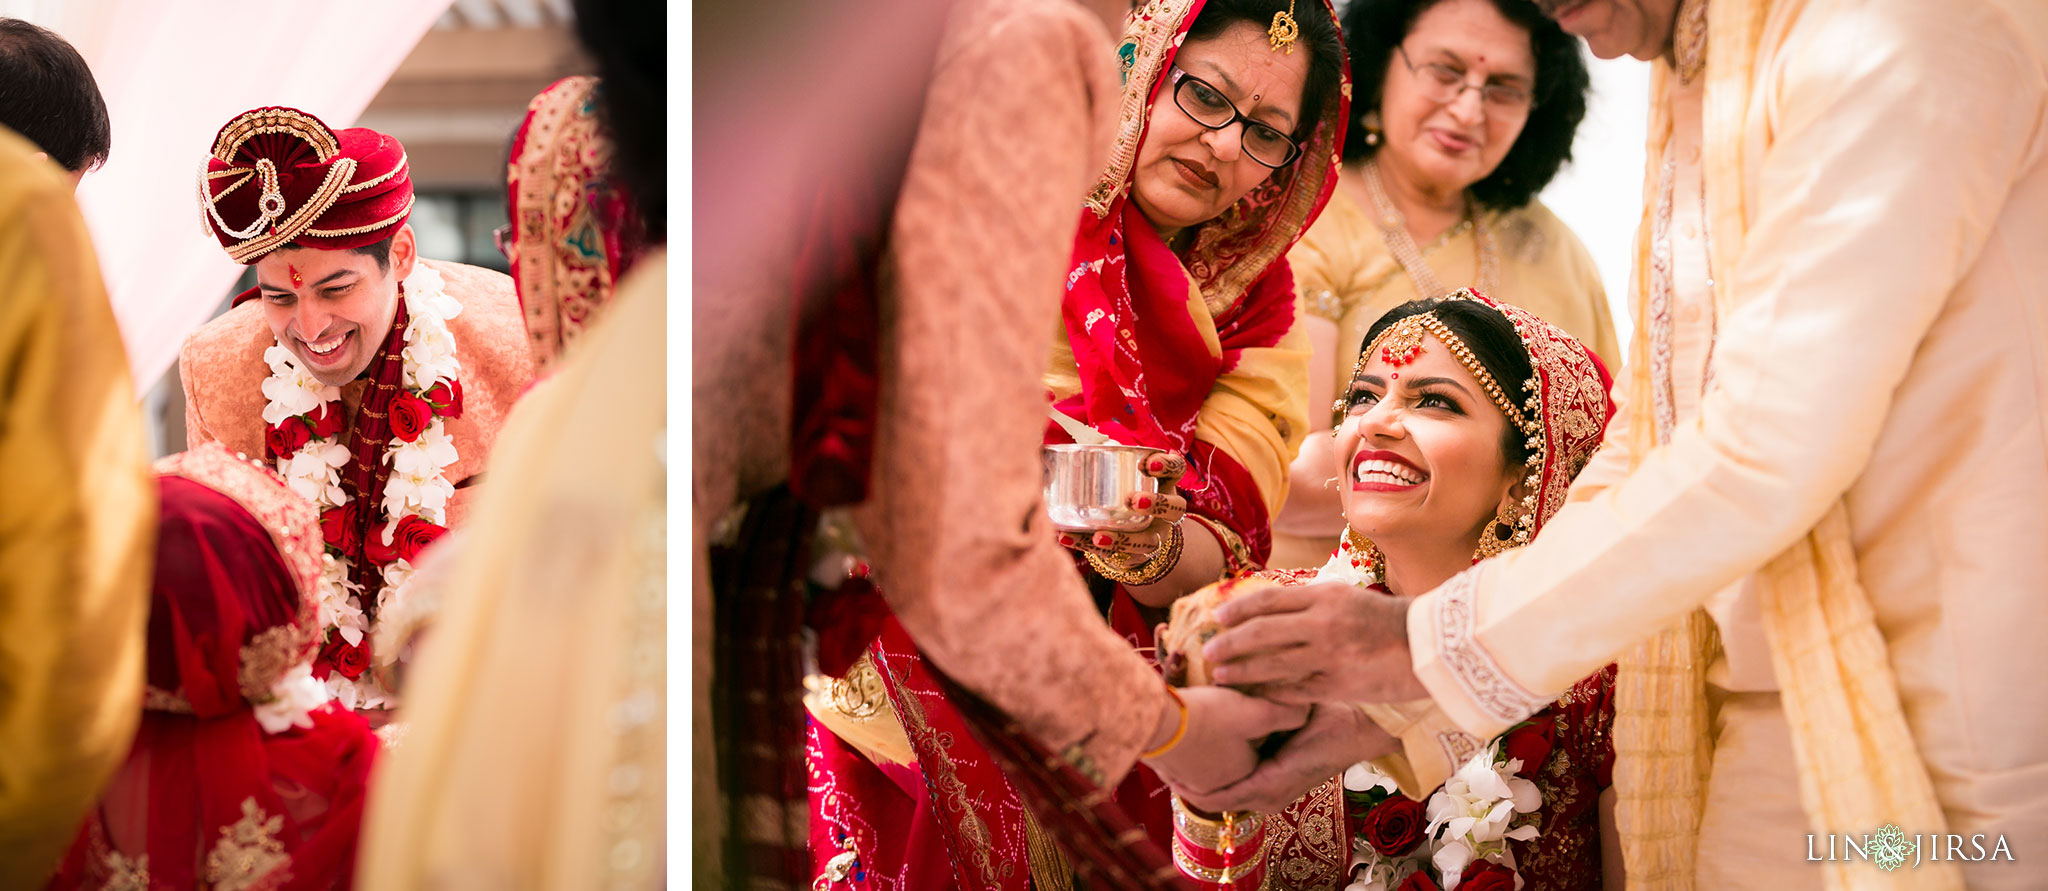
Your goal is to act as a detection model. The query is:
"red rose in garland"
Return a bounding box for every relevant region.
[318,636,372,680]
[392,514,448,563]
[424,379,464,419]
[389,391,433,442]
[310,402,345,438]
[1459,859,1517,891]
[365,521,401,566]
[1359,794,1426,857]
[266,417,311,458]
[1502,718,1556,779]
[1395,872,1441,891]
[319,504,362,556]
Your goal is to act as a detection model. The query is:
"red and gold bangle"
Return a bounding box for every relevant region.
[1170,795,1267,888]
[1140,686,1188,759]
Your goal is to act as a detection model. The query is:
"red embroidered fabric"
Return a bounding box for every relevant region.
[48,449,377,891]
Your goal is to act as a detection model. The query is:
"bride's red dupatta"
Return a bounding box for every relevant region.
[48,446,376,891]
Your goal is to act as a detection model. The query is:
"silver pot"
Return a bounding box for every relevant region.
[1043,443,1168,533]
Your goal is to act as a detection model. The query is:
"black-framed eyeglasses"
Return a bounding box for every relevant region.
[1395,45,1534,112]
[1168,67,1303,169]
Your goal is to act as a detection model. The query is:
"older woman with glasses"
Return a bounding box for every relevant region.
[1269,0,1618,570]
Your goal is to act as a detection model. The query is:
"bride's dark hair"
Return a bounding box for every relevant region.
[1350,296,1534,464]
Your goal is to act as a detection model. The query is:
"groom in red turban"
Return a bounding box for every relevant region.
[180,107,535,713]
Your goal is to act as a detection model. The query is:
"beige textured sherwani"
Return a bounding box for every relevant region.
[692,0,1172,877]
[1383,0,2048,885]
[178,258,536,527]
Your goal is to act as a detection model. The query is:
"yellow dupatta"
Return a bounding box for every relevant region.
[1608,3,1961,889]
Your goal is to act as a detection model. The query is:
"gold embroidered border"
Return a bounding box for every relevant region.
[340,150,407,193]
[880,658,1013,886]
[212,108,339,162]
[1433,565,1547,724]
[304,194,416,238]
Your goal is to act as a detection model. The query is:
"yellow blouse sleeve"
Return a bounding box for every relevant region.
[1195,315,1312,519]
[0,138,153,885]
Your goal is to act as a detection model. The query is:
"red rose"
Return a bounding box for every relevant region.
[265,418,311,457]
[319,505,362,556]
[424,379,464,419]
[318,636,371,681]
[392,514,448,563]
[310,403,345,438]
[389,391,433,442]
[1359,794,1426,857]
[365,520,401,567]
[1502,719,1556,779]
[1460,860,1517,891]
[1395,872,1441,891]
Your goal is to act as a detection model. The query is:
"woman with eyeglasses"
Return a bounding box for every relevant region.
[803,0,1351,886]
[1269,0,1619,571]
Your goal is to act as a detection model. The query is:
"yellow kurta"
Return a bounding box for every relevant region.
[1294,173,1619,378]
[0,126,154,885]
[1400,1,2048,886]
[358,251,667,889]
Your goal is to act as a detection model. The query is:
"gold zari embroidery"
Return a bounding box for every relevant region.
[203,798,292,891]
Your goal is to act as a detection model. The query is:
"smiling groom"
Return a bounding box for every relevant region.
[180,107,535,712]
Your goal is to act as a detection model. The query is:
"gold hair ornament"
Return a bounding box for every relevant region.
[1268,0,1299,54]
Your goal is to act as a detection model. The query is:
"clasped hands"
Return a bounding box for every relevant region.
[1144,581,1430,814]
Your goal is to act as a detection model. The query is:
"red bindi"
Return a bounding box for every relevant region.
[288,264,303,287]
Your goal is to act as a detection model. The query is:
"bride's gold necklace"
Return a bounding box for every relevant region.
[1362,158,1498,300]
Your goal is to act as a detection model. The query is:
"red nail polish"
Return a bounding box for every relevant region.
[1095,533,1115,548]
[1135,495,1153,510]
[1058,534,1074,546]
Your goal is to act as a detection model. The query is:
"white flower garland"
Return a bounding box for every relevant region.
[262,264,463,711]
[1321,537,1542,891]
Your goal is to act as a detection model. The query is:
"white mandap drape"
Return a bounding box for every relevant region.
[2,0,453,391]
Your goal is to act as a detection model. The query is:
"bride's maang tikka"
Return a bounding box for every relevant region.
[1333,291,1532,435]
[1268,0,1299,53]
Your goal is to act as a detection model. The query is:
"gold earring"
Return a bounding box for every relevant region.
[1474,503,1522,560]
[1360,110,1382,146]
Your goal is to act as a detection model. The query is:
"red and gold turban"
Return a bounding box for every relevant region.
[199,107,414,264]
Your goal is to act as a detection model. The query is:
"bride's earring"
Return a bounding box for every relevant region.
[1360,109,1382,146]
[1474,503,1523,560]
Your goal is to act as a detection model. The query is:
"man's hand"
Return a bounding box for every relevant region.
[1171,703,1399,814]
[1201,582,1428,704]
[1143,685,1309,796]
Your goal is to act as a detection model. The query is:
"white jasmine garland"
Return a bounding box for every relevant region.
[259,263,462,710]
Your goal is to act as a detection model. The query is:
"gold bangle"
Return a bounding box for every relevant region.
[1170,795,1263,850]
[1086,523,1184,586]
[1140,686,1188,759]
[1171,842,1263,884]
